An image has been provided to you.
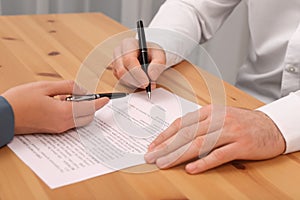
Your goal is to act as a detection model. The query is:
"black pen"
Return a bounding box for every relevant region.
[137,20,151,99]
[65,92,129,102]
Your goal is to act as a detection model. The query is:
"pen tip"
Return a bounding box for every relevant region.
[147,92,151,100]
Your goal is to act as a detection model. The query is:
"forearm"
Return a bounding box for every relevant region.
[0,96,14,148]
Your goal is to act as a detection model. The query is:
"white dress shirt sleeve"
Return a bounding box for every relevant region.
[147,0,241,66]
[257,91,300,154]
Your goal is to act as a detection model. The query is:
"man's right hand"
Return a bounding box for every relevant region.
[111,38,167,89]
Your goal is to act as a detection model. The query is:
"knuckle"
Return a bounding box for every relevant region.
[156,134,166,143]
[200,105,212,119]
[199,157,209,168]
[110,61,115,70]
[193,137,204,149]
[224,107,237,122]
[177,127,194,143]
[172,118,182,132]
[212,148,226,161]
[114,68,125,79]
[113,68,118,77]
[123,56,137,68]
[161,143,170,154]
[224,111,233,122]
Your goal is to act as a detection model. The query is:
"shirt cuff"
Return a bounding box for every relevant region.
[256,92,300,154]
[0,96,14,148]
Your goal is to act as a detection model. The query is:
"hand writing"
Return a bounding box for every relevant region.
[112,38,166,88]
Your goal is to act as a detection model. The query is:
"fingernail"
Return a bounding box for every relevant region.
[186,164,196,173]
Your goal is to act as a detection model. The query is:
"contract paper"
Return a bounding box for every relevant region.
[8,88,200,189]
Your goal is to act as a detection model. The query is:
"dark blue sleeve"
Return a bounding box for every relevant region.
[0,96,14,148]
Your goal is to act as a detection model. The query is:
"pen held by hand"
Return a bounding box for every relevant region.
[65,92,129,102]
[137,20,151,99]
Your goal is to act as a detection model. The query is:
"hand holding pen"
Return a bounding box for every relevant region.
[111,21,167,96]
[67,21,151,103]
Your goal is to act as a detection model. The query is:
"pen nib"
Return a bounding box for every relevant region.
[147,92,151,100]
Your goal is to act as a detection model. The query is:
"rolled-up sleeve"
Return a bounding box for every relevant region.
[0,96,14,148]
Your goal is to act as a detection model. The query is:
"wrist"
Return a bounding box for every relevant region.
[255,110,286,154]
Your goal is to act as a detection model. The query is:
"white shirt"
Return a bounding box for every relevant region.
[148,0,300,153]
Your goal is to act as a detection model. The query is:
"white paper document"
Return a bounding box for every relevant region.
[8,88,200,189]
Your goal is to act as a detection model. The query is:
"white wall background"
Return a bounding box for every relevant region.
[0,0,248,84]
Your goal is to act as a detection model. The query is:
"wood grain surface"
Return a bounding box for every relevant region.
[0,13,299,200]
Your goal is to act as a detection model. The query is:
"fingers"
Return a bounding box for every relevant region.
[44,80,74,96]
[145,129,228,169]
[121,39,148,88]
[73,114,95,128]
[51,97,109,133]
[113,46,142,88]
[147,62,167,82]
[71,97,109,117]
[71,99,111,128]
[112,45,125,79]
[185,144,237,174]
[122,67,149,88]
[113,38,148,88]
[147,44,167,81]
[44,80,88,96]
[151,121,208,155]
[57,113,95,132]
[148,118,182,151]
[112,38,167,88]
[148,108,209,151]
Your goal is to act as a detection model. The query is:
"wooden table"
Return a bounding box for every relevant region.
[0,13,299,199]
